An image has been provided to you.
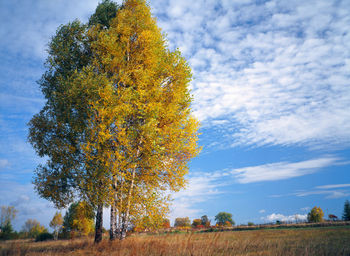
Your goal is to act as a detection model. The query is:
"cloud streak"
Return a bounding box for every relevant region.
[295,190,350,199]
[231,156,339,184]
[315,184,350,189]
[271,183,350,199]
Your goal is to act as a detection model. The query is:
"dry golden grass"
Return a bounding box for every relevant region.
[1,226,350,256]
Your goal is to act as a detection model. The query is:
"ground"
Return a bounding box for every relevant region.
[1,226,350,255]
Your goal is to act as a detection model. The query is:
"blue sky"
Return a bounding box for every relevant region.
[0,0,349,230]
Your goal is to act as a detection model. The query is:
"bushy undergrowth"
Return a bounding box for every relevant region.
[35,232,54,242]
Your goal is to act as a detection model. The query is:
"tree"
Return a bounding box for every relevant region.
[192,219,202,228]
[201,215,210,227]
[0,206,17,240]
[343,200,350,221]
[29,0,200,243]
[0,222,16,240]
[307,206,324,223]
[215,212,234,226]
[63,202,95,238]
[174,217,191,228]
[71,0,200,240]
[22,219,47,238]
[0,206,17,228]
[50,212,63,240]
[328,214,338,221]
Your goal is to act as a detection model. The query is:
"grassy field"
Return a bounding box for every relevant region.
[1,226,350,256]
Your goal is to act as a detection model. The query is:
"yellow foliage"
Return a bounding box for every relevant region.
[66,0,201,236]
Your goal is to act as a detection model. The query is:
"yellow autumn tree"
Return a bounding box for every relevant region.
[29,0,199,243]
[69,0,200,240]
[49,212,63,240]
[307,206,324,223]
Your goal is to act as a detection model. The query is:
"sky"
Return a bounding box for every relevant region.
[0,0,349,230]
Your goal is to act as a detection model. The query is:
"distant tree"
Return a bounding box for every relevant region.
[0,222,16,240]
[307,206,324,223]
[22,219,47,238]
[192,219,202,228]
[63,202,95,237]
[247,222,254,226]
[275,220,281,225]
[174,217,191,228]
[342,200,350,221]
[0,206,17,228]
[215,212,234,226]
[201,215,210,227]
[50,212,63,240]
[328,214,338,221]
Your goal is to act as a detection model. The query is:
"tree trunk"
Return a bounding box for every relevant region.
[119,166,137,240]
[110,203,116,240]
[94,204,103,243]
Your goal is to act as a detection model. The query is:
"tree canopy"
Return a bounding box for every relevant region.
[174,217,191,228]
[307,206,324,223]
[215,212,235,226]
[28,0,200,242]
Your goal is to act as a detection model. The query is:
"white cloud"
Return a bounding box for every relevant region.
[296,190,350,199]
[259,209,265,214]
[151,0,350,149]
[271,183,350,199]
[315,184,350,189]
[231,156,339,183]
[262,213,307,223]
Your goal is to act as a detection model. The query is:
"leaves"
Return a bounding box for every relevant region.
[307,206,324,223]
[28,0,200,240]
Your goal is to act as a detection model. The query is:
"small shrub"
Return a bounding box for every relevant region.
[35,232,54,242]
